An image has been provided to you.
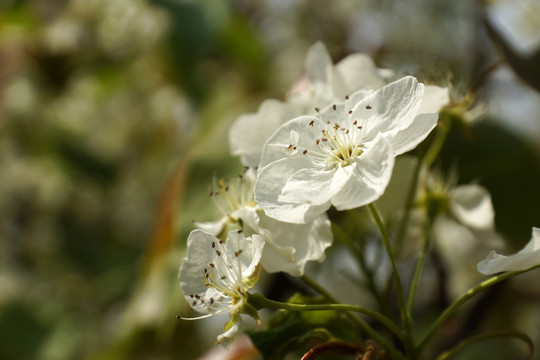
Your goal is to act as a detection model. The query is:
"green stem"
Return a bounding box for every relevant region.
[406,218,433,315]
[301,274,340,303]
[248,293,407,360]
[331,222,386,311]
[368,203,416,358]
[423,119,451,169]
[394,155,424,255]
[434,329,534,360]
[418,264,540,351]
[395,118,450,255]
[300,274,397,342]
[368,204,408,321]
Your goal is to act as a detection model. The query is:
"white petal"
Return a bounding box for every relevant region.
[305,42,333,85]
[418,85,450,114]
[350,76,425,143]
[375,156,419,218]
[450,184,495,230]
[331,135,394,210]
[229,99,298,167]
[258,115,323,169]
[232,207,261,233]
[278,167,337,206]
[225,231,265,279]
[194,219,227,236]
[259,213,333,277]
[390,113,438,156]
[434,216,477,256]
[216,317,243,349]
[336,53,392,91]
[477,228,540,274]
[255,158,331,224]
[179,230,229,314]
[179,230,264,316]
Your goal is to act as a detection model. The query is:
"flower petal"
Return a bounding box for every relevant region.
[450,184,495,230]
[336,53,393,91]
[259,212,333,277]
[418,85,450,114]
[349,76,425,144]
[331,135,394,210]
[232,207,261,233]
[217,316,243,350]
[179,230,229,314]
[390,113,438,155]
[477,228,540,274]
[259,115,324,169]
[255,157,331,224]
[229,99,298,167]
[305,42,334,85]
[278,167,337,206]
[193,218,227,236]
[225,230,265,279]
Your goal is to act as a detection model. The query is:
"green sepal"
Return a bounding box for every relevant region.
[241,302,260,326]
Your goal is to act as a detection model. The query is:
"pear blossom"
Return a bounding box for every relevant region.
[382,161,502,292]
[427,182,504,294]
[195,168,333,277]
[287,42,394,114]
[179,229,264,348]
[229,42,393,168]
[478,228,540,275]
[255,76,439,224]
[229,100,299,168]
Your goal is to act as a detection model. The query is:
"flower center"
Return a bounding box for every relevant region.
[294,119,364,169]
[210,169,257,218]
[199,237,250,309]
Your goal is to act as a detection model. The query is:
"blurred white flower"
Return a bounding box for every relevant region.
[229,100,299,168]
[255,76,439,224]
[431,184,503,294]
[179,229,264,349]
[196,168,333,277]
[287,42,394,114]
[401,167,502,295]
[487,0,540,57]
[478,227,540,275]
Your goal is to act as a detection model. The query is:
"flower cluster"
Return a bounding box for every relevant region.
[178,42,540,354]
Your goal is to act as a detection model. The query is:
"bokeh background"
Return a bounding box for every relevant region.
[1,0,540,359]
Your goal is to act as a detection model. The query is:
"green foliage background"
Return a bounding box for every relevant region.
[1,0,539,359]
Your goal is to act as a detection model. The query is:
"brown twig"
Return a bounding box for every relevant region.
[301,342,363,360]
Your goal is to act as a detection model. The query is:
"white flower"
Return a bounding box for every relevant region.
[255,76,439,224]
[195,168,333,277]
[229,42,393,168]
[179,229,264,348]
[478,227,540,275]
[229,100,300,168]
[287,42,394,114]
[430,183,503,294]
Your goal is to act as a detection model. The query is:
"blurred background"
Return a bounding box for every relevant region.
[1,0,540,359]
